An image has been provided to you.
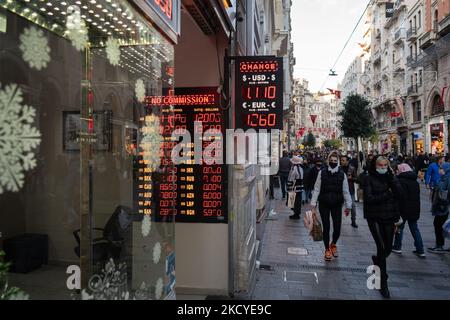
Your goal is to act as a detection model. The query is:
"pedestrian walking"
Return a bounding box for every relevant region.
[278,151,291,201]
[425,156,443,191]
[340,155,358,228]
[287,156,304,220]
[301,158,312,204]
[303,158,323,205]
[392,163,425,258]
[428,162,450,254]
[310,151,352,261]
[363,156,403,299]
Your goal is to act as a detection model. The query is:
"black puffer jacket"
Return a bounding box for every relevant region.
[363,158,403,221]
[304,166,320,190]
[397,171,420,221]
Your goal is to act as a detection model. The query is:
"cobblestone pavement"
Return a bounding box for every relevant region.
[251,183,450,300]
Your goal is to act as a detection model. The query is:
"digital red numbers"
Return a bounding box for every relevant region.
[246,114,277,127]
[195,113,222,123]
[243,86,276,100]
[236,57,283,130]
[154,0,172,19]
[149,88,226,223]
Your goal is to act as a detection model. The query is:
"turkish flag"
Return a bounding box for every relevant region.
[335,90,341,99]
[327,88,341,99]
[297,127,306,138]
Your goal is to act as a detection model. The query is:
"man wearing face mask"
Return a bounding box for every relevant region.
[310,152,352,262]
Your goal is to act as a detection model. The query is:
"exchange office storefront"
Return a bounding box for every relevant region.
[0,0,179,299]
[430,123,445,155]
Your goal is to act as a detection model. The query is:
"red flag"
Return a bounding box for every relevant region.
[327,88,341,99]
[296,127,306,138]
[310,115,317,125]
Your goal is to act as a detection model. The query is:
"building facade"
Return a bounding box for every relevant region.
[359,0,449,156]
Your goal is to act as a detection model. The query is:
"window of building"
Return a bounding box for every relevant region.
[431,94,444,115]
[413,101,421,122]
[434,10,439,32]
[418,11,421,28]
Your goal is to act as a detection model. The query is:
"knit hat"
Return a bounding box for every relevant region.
[397,163,412,174]
[291,156,303,165]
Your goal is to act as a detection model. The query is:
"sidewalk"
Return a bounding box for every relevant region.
[251,184,450,300]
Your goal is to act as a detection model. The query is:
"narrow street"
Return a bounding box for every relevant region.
[252,183,450,300]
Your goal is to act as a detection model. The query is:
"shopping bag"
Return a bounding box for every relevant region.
[303,210,314,233]
[287,191,296,208]
[310,210,323,242]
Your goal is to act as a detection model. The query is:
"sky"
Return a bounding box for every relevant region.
[291,0,370,93]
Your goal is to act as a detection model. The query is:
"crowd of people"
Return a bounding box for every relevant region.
[273,148,450,299]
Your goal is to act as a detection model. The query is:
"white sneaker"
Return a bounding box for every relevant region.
[392,249,402,254]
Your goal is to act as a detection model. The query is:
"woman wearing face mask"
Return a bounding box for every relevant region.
[287,156,304,220]
[310,151,352,261]
[363,156,403,299]
[428,162,450,254]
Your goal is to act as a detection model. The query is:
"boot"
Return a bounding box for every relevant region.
[380,282,390,299]
[380,273,390,299]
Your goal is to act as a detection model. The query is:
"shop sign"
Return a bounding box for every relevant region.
[413,132,423,139]
[133,0,181,42]
[144,87,228,223]
[235,56,284,130]
[385,2,394,18]
[430,123,443,132]
[430,123,444,140]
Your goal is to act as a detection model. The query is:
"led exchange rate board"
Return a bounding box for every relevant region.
[140,87,227,223]
[235,56,284,130]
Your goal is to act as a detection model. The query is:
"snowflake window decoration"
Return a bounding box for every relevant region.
[141,214,152,237]
[153,242,161,264]
[77,260,162,300]
[105,37,121,66]
[65,19,89,51]
[141,114,163,171]
[135,79,146,103]
[19,27,51,71]
[155,278,164,300]
[0,83,41,194]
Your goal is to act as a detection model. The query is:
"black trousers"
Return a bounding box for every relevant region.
[280,174,288,198]
[367,219,395,287]
[318,203,342,249]
[292,192,302,217]
[434,213,449,247]
[269,175,275,198]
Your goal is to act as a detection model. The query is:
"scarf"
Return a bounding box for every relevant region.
[288,164,304,182]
